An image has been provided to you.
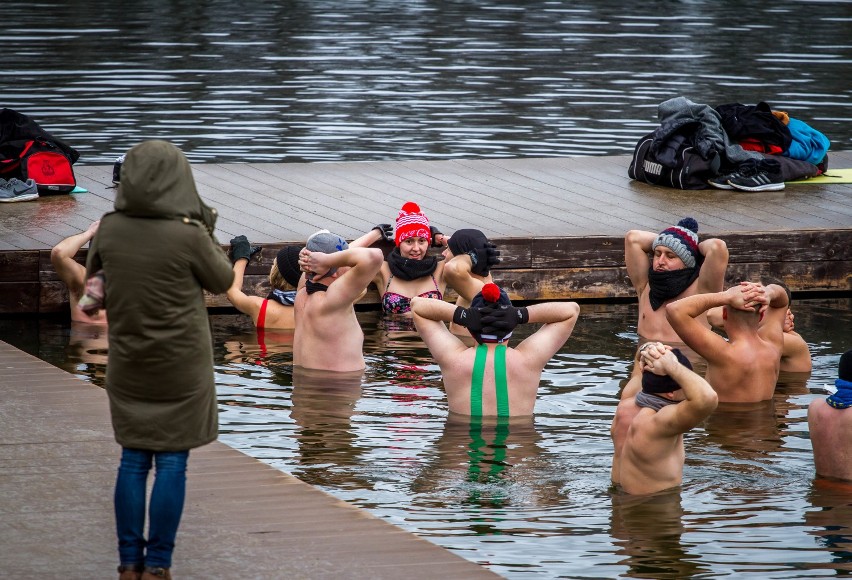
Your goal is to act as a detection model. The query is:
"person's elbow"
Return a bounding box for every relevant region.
[562,301,580,320]
[443,256,464,280]
[696,387,719,413]
[664,301,683,324]
[364,248,384,270]
[625,229,651,250]
[50,244,69,267]
[702,238,728,260]
[625,230,643,245]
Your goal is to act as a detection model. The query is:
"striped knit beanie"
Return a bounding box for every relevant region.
[395,202,431,246]
[652,217,699,269]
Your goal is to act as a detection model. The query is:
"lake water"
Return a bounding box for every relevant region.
[4,0,851,164]
[4,0,851,574]
[3,298,851,578]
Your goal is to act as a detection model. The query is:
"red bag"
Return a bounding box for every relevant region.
[21,142,76,195]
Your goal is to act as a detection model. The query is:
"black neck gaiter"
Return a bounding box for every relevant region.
[387,247,438,281]
[647,267,700,310]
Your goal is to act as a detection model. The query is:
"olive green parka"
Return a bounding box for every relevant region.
[87,140,233,451]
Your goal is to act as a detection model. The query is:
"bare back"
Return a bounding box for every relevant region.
[616,408,686,495]
[293,287,365,372]
[704,336,781,403]
[440,344,542,417]
[808,399,852,482]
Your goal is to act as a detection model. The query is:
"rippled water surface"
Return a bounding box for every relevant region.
[4,0,851,163]
[4,299,851,578]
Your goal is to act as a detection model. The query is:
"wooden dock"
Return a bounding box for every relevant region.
[1,152,850,314]
[0,340,500,578]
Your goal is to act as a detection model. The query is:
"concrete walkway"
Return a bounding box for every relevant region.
[0,341,499,579]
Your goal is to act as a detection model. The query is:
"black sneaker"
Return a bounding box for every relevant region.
[727,170,785,192]
[707,172,740,190]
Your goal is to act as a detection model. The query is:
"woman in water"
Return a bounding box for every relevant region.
[357,201,450,317]
[226,237,302,330]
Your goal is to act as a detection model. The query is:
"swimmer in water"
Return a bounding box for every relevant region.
[411,283,579,417]
[295,229,384,372]
[611,342,718,495]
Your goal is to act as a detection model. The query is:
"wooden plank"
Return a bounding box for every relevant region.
[725,261,852,291]
[39,281,68,313]
[724,230,852,263]
[17,233,852,315]
[0,282,40,313]
[0,251,39,282]
[530,237,624,269]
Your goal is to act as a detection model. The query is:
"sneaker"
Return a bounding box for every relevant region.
[0,178,39,202]
[727,170,785,192]
[707,172,740,190]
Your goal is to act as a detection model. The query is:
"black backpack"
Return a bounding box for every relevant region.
[628,130,720,190]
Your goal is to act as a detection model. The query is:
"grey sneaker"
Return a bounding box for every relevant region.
[0,178,39,202]
[727,170,785,192]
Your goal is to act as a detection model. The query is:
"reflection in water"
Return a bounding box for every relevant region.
[290,366,368,489]
[4,1,850,163]
[413,416,562,516]
[221,329,294,367]
[806,479,852,569]
[610,489,708,579]
[2,299,851,578]
[705,400,783,462]
[64,322,109,385]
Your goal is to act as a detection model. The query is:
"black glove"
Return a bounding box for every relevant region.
[479,304,529,335]
[430,225,444,247]
[467,242,501,276]
[372,224,394,243]
[229,235,260,263]
[453,305,484,335]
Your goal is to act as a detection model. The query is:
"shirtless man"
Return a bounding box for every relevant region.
[411,283,579,417]
[295,230,383,372]
[666,282,788,403]
[707,278,812,374]
[622,218,728,397]
[611,343,718,495]
[50,221,108,324]
[808,349,852,482]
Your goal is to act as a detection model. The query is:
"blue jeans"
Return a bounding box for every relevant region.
[115,448,189,568]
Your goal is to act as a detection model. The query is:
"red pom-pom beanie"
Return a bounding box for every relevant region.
[395,202,431,246]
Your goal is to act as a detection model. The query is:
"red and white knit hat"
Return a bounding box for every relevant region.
[394,202,431,246]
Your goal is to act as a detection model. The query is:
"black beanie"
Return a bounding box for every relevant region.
[448,228,488,257]
[642,348,693,394]
[276,246,302,288]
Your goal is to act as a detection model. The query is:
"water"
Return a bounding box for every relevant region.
[4,0,851,164]
[3,298,851,578]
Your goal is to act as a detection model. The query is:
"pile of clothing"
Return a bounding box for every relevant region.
[629,97,831,191]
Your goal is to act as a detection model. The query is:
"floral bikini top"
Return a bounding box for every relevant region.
[381,274,443,314]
